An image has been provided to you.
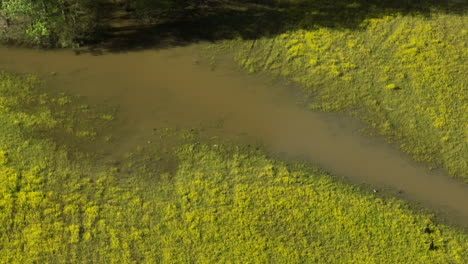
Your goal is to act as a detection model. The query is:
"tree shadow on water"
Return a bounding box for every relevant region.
[82,0,466,54]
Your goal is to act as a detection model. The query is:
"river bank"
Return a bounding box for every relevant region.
[0,69,467,262]
[1,44,467,226]
[1,0,467,262]
[215,9,468,181]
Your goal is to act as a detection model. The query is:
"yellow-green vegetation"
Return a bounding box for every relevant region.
[1,72,467,263]
[218,7,468,180]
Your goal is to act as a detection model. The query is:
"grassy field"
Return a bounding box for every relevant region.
[215,2,468,180]
[1,72,467,263]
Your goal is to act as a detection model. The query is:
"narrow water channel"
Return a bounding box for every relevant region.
[1,44,467,226]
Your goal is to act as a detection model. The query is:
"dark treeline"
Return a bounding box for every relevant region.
[0,0,99,47]
[0,0,465,48]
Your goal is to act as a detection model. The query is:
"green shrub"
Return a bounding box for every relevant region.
[0,0,99,47]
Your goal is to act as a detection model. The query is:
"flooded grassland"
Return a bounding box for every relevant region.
[1,45,467,224]
[0,41,467,262]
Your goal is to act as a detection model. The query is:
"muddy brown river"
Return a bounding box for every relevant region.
[1,44,467,227]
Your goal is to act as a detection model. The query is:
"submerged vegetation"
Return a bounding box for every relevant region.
[1,71,467,263]
[218,1,468,180]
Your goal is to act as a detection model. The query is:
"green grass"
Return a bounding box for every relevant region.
[1,72,467,263]
[216,8,468,180]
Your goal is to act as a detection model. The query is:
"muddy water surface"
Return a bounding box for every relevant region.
[1,45,467,226]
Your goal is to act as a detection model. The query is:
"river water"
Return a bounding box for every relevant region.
[1,44,467,227]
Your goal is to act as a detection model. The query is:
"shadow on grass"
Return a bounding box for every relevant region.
[82,0,466,54]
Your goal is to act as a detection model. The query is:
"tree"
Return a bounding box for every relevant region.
[0,0,98,47]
